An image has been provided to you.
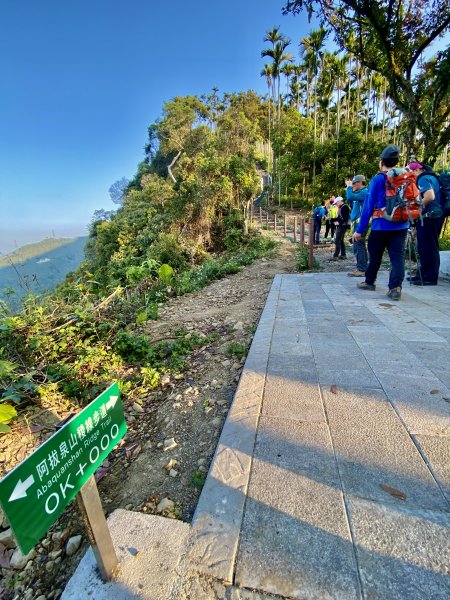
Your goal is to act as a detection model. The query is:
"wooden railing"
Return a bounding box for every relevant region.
[251,206,316,269]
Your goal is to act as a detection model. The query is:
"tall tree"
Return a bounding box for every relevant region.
[299,27,328,188]
[283,0,450,163]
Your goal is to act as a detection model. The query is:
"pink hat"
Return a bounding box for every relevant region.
[408,161,423,170]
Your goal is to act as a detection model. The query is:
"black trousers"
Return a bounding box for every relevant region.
[333,225,348,257]
[314,219,322,243]
[325,219,336,238]
[365,228,408,289]
[416,216,445,283]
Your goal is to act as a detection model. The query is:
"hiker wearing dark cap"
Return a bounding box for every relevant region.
[407,162,444,285]
[346,175,368,277]
[352,144,408,301]
[332,196,350,259]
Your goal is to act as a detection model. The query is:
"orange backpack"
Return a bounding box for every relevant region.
[378,170,421,223]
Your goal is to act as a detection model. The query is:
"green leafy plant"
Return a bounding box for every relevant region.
[191,470,207,487]
[140,366,160,389]
[158,263,174,284]
[226,342,247,360]
[0,404,17,433]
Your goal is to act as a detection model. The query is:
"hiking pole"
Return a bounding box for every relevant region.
[407,228,413,285]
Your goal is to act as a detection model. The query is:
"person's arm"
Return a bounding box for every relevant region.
[418,176,435,207]
[346,185,353,202]
[349,188,368,221]
[354,176,382,239]
[422,189,435,206]
[345,180,354,207]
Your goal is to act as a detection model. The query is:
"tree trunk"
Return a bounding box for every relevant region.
[365,71,373,140]
[243,200,251,236]
[167,151,182,184]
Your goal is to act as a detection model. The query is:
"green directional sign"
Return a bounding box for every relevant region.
[0,382,127,554]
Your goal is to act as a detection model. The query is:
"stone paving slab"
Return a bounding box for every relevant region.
[406,341,450,387]
[235,417,361,600]
[321,386,449,510]
[263,376,325,421]
[346,496,450,600]
[379,374,450,436]
[317,367,381,388]
[363,300,447,343]
[413,434,450,503]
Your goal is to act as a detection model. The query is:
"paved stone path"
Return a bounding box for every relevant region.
[188,272,450,600]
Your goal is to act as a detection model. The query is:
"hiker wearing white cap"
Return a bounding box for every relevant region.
[331,196,350,260]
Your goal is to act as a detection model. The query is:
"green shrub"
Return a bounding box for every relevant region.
[297,246,321,271]
[224,227,244,251]
[147,233,189,271]
[440,221,450,251]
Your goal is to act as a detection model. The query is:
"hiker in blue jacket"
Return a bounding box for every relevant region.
[346,174,368,277]
[352,144,408,301]
[407,161,444,285]
[313,201,326,244]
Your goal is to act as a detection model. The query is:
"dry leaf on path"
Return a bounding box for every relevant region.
[444,398,450,403]
[330,384,338,395]
[380,483,407,500]
[430,389,440,395]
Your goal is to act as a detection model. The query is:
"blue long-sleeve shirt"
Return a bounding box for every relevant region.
[356,172,409,233]
[347,186,369,222]
[417,173,442,216]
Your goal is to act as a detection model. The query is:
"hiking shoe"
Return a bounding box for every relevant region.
[386,287,401,300]
[339,255,347,259]
[412,280,437,286]
[357,282,376,291]
[347,270,365,277]
[329,256,339,261]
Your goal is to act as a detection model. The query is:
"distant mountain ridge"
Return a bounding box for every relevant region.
[0,237,88,310]
[0,237,82,267]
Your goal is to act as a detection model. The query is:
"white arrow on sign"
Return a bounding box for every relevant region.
[9,475,35,502]
[106,395,118,410]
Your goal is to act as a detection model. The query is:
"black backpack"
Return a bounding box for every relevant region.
[439,170,450,217]
[417,167,450,217]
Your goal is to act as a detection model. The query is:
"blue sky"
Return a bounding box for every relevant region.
[0,0,317,254]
